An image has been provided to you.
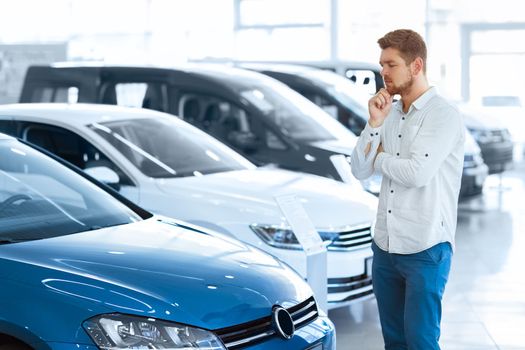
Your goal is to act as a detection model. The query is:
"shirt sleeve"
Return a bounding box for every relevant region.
[350,122,383,180]
[374,105,463,188]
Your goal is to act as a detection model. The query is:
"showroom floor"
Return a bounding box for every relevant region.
[329,157,525,350]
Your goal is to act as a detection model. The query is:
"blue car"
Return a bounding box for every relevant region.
[0,133,334,350]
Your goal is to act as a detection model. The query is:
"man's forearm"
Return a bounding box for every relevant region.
[364,142,371,156]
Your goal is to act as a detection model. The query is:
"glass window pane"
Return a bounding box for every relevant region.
[239,0,329,27]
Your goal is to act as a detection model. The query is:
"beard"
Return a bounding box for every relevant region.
[385,73,414,96]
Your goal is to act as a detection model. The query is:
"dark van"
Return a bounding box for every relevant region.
[20,64,377,188]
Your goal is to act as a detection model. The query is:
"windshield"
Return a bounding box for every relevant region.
[0,139,142,243]
[240,79,356,142]
[90,117,255,178]
[304,70,370,122]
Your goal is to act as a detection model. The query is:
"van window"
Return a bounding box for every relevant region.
[115,83,148,107]
[178,93,287,151]
[102,83,168,112]
[179,94,255,139]
[345,69,377,95]
[30,86,78,103]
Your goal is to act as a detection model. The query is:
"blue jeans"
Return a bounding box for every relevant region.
[372,241,452,350]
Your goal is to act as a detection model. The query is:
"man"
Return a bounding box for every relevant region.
[351,29,464,350]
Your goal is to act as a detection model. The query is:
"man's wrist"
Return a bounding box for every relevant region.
[368,120,383,128]
[374,152,386,172]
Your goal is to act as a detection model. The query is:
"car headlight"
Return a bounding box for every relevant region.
[250,224,336,250]
[83,314,225,349]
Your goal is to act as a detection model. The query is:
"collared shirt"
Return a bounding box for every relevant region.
[351,87,465,254]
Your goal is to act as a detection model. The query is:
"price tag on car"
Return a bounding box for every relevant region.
[275,194,324,254]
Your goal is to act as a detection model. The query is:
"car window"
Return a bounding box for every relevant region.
[239,80,356,142]
[295,90,339,119]
[296,89,366,136]
[179,94,287,151]
[30,86,79,103]
[90,117,255,178]
[297,71,370,135]
[0,120,15,135]
[344,69,378,95]
[102,82,169,112]
[21,122,134,186]
[0,139,142,242]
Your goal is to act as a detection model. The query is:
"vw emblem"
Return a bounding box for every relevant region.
[271,306,295,340]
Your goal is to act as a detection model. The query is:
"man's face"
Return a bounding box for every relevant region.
[379,47,414,95]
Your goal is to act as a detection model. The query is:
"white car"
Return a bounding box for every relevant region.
[0,103,378,309]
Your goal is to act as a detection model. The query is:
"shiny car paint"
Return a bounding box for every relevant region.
[0,103,377,308]
[0,135,334,349]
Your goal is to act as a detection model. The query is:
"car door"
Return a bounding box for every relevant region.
[15,121,140,203]
[176,92,300,168]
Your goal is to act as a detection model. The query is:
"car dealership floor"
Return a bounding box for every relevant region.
[330,157,525,349]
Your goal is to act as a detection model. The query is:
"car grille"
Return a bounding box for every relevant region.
[214,296,318,349]
[486,129,511,143]
[328,272,373,301]
[320,223,373,251]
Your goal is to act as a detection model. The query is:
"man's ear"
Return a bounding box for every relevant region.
[412,57,424,76]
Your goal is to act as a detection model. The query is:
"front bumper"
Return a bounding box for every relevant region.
[42,317,335,350]
[243,315,335,350]
[269,245,374,308]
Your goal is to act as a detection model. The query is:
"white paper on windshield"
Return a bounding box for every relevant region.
[330,154,361,187]
[275,194,324,254]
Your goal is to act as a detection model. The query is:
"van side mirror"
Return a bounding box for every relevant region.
[84,166,121,191]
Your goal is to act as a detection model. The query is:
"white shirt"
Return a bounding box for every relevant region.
[351,87,465,254]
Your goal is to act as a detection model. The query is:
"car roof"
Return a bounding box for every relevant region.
[0,103,176,127]
[191,58,381,71]
[240,63,319,75]
[42,62,278,91]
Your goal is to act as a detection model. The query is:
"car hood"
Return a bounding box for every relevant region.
[0,218,311,329]
[155,168,377,230]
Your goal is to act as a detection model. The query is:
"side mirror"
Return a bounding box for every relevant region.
[84,166,121,191]
[228,131,258,152]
